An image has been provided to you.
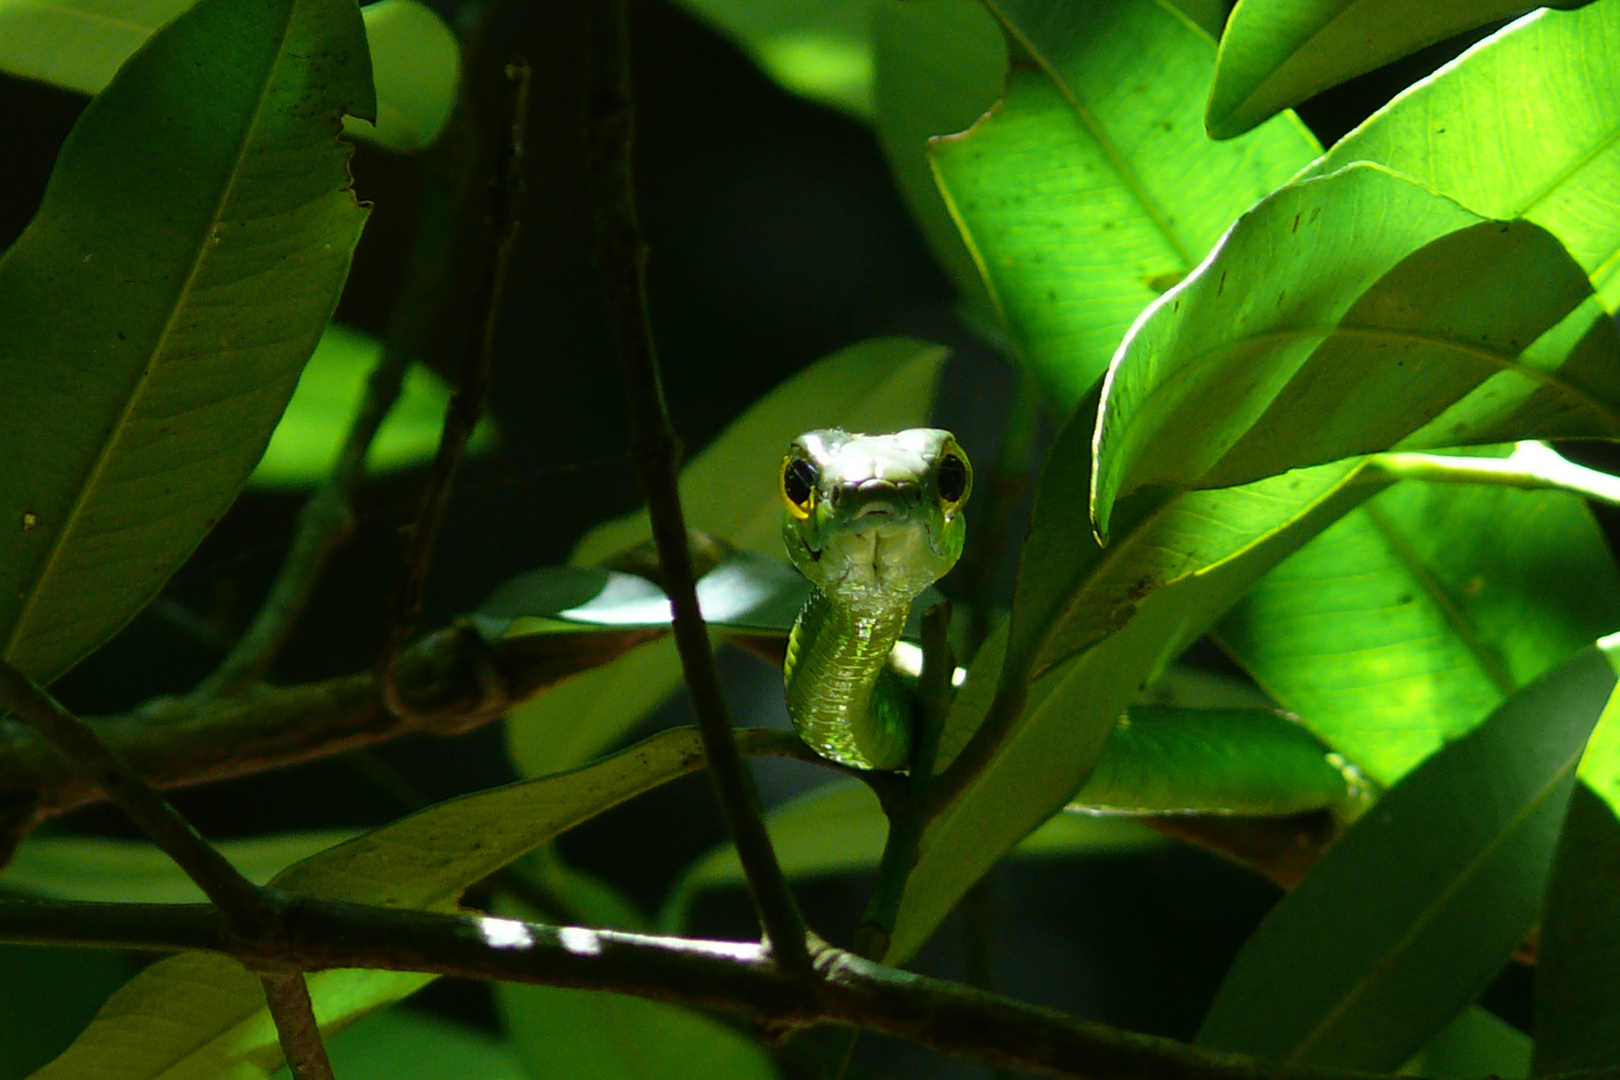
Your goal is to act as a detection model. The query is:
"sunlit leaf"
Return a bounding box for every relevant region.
[1306,1,1620,309]
[929,0,1319,409]
[0,0,457,152]
[1090,164,1620,538]
[1197,646,1616,1069]
[249,324,496,488]
[1204,0,1586,139]
[0,0,372,687]
[1218,472,1620,784]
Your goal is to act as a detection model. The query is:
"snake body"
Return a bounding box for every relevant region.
[779,429,972,770]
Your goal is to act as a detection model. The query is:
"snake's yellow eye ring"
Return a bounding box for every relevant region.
[781,456,819,520]
[936,444,971,512]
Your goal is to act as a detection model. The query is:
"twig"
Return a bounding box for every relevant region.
[195,64,491,701]
[910,601,955,782]
[0,893,1463,1080]
[261,971,338,1080]
[586,1,810,972]
[379,59,530,675]
[1370,440,1620,504]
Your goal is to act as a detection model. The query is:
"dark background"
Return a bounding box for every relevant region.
[0,3,1543,1076]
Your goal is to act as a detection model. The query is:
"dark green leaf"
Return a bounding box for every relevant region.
[1090,164,1620,538]
[1196,646,1616,1070]
[1533,646,1620,1074]
[1218,473,1620,784]
[1205,0,1584,139]
[928,0,1319,408]
[1401,1006,1529,1080]
[0,0,373,685]
[1307,1,1620,309]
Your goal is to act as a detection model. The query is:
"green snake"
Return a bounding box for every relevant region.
[778,428,972,771]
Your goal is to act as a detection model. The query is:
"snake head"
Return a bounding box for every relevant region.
[779,428,971,612]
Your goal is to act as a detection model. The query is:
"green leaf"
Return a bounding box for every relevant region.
[1217,473,1620,784]
[0,945,131,1080]
[248,324,496,489]
[572,337,946,566]
[871,0,1007,314]
[269,1007,526,1080]
[0,0,373,686]
[1400,1006,1529,1080]
[667,0,874,118]
[882,387,1385,962]
[660,779,1159,932]
[1075,706,1358,815]
[1196,645,1617,1070]
[1204,0,1581,139]
[1090,164,1620,539]
[928,0,1319,409]
[33,727,791,1080]
[1533,645,1620,1074]
[2,831,357,904]
[1306,1,1620,309]
[0,0,459,152]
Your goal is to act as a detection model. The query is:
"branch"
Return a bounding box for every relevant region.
[0,894,1434,1080]
[380,59,531,671]
[1370,441,1620,505]
[261,971,337,1080]
[586,0,809,971]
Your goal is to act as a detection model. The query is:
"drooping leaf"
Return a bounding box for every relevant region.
[0,0,373,686]
[1089,164,1620,538]
[1204,0,1587,139]
[0,0,459,152]
[881,386,1385,962]
[871,0,1007,315]
[1,831,357,904]
[248,324,496,488]
[1217,471,1620,784]
[667,0,874,118]
[1196,645,1617,1070]
[572,337,946,566]
[659,779,1159,933]
[928,0,1319,409]
[1305,1,1620,308]
[32,727,796,1079]
[1533,644,1620,1074]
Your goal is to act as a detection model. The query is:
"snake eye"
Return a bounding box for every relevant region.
[781,456,819,519]
[936,452,970,506]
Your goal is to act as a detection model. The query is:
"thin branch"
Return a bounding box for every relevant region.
[260,971,338,1080]
[0,661,272,936]
[0,894,1450,1080]
[586,0,809,972]
[380,59,531,674]
[1370,440,1620,505]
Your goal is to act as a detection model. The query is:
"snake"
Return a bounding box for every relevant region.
[778,428,972,771]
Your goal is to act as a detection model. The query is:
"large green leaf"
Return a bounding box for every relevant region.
[659,779,1160,933]
[2,832,357,904]
[1196,645,1617,1070]
[881,387,1385,962]
[1533,645,1620,1074]
[1401,1006,1529,1080]
[1204,0,1585,139]
[871,0,1007,315]
[0,0,373,686]
[1306,0,1620,309]
[1089,164,1620,538]
[32,728,792,1080]
[269,1007,525,1080]
[0,0,458,152]
[928,0,1319,409]
[1217,471,1620,784]
[249,324,495,489]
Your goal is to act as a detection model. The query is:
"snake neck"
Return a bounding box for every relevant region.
[783,587,913,771]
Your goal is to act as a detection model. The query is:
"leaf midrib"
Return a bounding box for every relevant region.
[3,7,294,664]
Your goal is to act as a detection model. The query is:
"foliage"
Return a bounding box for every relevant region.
[3,0,1620,1076]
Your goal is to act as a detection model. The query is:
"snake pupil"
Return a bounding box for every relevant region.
[784,457,818,507]
[937,453,968,503]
